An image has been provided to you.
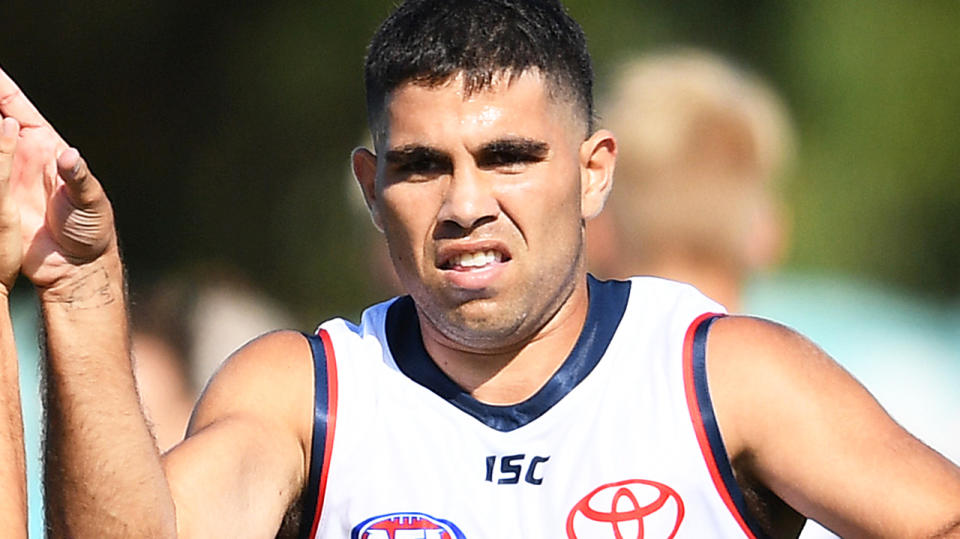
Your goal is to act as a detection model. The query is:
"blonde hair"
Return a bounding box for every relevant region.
[601,49,794,272]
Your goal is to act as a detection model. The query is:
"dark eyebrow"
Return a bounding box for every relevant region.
[478,137,550,159]
[384,144,448,165]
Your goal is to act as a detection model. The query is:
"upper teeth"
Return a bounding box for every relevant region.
[451,250,502,268]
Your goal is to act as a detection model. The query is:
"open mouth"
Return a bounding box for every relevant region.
[440,249,510,270]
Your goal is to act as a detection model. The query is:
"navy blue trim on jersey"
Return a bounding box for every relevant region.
[691,316,771,539]
[385,274,631,432]
[299,332,331,539]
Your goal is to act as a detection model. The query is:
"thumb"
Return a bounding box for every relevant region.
[57,147,105,208]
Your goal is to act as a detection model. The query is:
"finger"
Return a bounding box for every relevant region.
[0,117,19,196]
[0,65,53,130]
[57,148,105,208]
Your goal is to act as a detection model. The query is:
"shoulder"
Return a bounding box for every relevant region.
[702,315,851,454]
[706,315,825,368]
[704,315,844,397]
[188,330,316,451]
[199,329,315,396]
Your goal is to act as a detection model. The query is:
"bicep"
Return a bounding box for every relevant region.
[162,415,304,538]
[707,316,960,537]
[160,330,315,538]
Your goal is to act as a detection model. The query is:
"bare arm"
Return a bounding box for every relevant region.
[162,330,314,537]
[0,63,177,534]
[708,315,960,537]
[1,66,314,537]
[0,116,26,538]
[40,251,177,536]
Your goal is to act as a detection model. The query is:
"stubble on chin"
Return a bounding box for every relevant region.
[416,292,531,353]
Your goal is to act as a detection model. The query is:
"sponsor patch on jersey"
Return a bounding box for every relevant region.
[351,512,466,539]
[566,479,685,538]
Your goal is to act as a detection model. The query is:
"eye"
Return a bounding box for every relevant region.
[385,146,453,181]
[398,158,448,175]
[484,152,534,169]
[477,139,549,172]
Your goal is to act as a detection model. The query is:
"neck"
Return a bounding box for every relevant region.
[419,277,591,405]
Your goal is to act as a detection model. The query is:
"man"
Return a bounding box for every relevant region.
[587,49,793,313]
[1,1,959,537]
[0,116,27,538]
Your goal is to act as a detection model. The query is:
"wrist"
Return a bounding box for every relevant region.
[37,249,125,310]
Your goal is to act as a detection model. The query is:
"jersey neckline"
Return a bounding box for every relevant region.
[385,274,631,432]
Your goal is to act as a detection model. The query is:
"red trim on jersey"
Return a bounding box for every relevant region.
[682,313,758,539]
[308,329,339,539]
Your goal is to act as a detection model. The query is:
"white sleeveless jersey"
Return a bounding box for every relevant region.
[296,276,769,539]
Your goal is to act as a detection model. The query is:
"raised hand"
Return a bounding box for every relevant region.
[0,67,158,538]
[0,117,22,295]
[0,67,116,295]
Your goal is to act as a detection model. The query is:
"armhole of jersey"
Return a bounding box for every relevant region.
[683,313,769,539]
[299,329,339,539]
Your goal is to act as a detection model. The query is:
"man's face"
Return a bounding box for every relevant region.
[357,72,608,351]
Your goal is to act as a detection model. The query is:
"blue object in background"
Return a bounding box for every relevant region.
[12,287,44,538]
[746,272,960,463]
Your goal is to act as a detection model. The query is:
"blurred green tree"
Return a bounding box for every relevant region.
[2,0,958,325]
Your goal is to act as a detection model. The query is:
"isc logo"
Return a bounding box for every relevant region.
[485,454,550,485]
[351,512,467,539]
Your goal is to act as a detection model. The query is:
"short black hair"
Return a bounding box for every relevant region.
[364,0,594,141]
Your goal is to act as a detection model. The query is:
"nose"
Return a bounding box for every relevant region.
[436,164,498,233]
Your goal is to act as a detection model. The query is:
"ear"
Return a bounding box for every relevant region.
[578,129,617,221]
[352,147,384,232]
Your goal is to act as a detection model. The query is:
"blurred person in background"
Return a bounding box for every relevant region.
[130,278,197,454]
[588,48,793,314]
[590,48,960,537]
[130,267,297,452]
